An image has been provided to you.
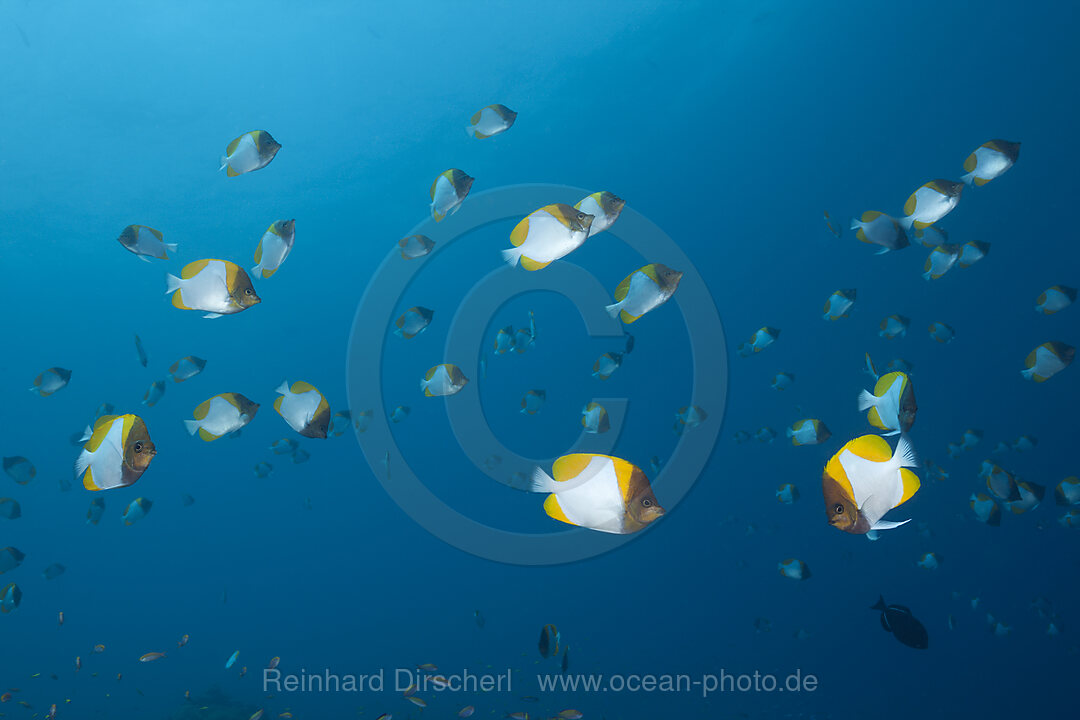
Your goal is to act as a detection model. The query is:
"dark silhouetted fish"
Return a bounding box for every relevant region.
[872,595,928,649]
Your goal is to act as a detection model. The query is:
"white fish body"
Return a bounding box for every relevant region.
[857,376,903,435]
[165,261,234,315]
[221,133,261,174]
[530,457,626,534]
[184,396,250,439]
[838,435,919,530]
[275,382,322,433]
[420,365,466,397]
[74,420,125,490]
[252,222,295,279]
[606,271,668,320]
[1022,346,1067,381]
[503,207,590,269]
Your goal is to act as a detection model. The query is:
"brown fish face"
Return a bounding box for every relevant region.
[822,474,862,533]
[233,276,262,308]
[570,211,594,234]
[128,439,157,473]
[898,383,918,433]
[260,137,282,160]
[278,219,296,237]
[654,264,684,292]
[628,490,665,526]
[601,193,626,216]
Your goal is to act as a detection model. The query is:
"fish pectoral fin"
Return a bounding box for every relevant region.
[870,519,910,531]
[202,313,223,319]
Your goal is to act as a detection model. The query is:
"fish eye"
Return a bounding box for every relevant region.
[642,499,652,507]
[245,288,254,295]
[833,503,844,514]
[577,212,586,220]
[134,442,143,452]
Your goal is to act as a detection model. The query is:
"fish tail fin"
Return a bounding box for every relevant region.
[871,595,887,612]
[899,215,915,230]
[894,434,919,469]
[604,301,623,318]
[165,274,182,294]
[960,171,976,186]
[500,247,522,267]
[849,218,861,231]
[464,124,477,138]
[79,425,92,443]
[164,242,178,253]
[74,451,91,480]
[274,380,291,395]
[1020,368,1035,380]
[183,420,200,436]
[857,389,878,412]
[528,467,558,494]
[219,156,229,171]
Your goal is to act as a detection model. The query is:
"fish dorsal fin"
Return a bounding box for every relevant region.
[552,454,596,483]
[193,398,212,421]
[613,273,633,303]
[291,380,317,394]
[963,153,977,173]
[639,264,660,285]
[903,191,918,217]
[85,416,119,453]
[226,135,243,156]
[430,173,444,201]
[181,258,211,280]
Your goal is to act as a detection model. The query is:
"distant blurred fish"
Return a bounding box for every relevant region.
[142,380,165,407]
[220,130,281,177]
[538,624,561,658]
[581,403,609,434]
[771,372,794,390]
[776,483,799,504]
[778,558,810,580]
[271,438,299,455]
[957,240,990,268]
[923,244,961,280]
[738,327,780,356]
[30,367,71,397]
[399,234,435,259]
[1021,341,1074,382]
[253,462,273,478]
[879,315,909,339]
[913,225,948,248]
[850,211,908,253]
[592,352,622,380]
[575,191,625,237]
[823,210,842,238]
[0,498,21,520]
[122,498,153,526]
[494,326,516,355]
[421,364,469,397]
[755,427,777,443]
[961,140,1020,186]
[86,497,105,525]
[252,220,296,279]
[118,225,175,262]
[970,492,1001,526]
[390,405,410,423]
[1035,285,1076,315]
[928,321,955,344]
[395,307,434,339]
[466,104,517,139]
[169,356,207,383]
[329,410,352,437]
[1054,476,1080,506]
[872,596,928,649]
[520,389,546,415]
[3,457,35,485]
[430,169,474,222]
[823,289,856,321]
[786,419,830,446]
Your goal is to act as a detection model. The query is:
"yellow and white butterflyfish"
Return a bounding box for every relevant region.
[395,307,434,339]
[0,582,21,613]
[755,427,777,443]
[957,240,990,268]
[961,139,1020,186]
[274,381,331,438]
[979,461,1021,502]
[494,326,516,355]
[86,497,105,524]
[969,492,1001,526]
[220,130,281,177]
[916,552,939,570]
[923,244,961,280]
[503,204,593,270]
[1060,509,1080,528]
[850,211,909,253]
[901,179,963,230]
[30,367,71,397]
[399,234,435,259]
[823,210,842,238]
[529,454,664,534]
[786,419,831,446]
[466,104,517,139]
[961,429,982,449]
[771,372,794,390]
[822,288,856,321]
[117,225,176,262]
[737,327,779,356]
[580,403,609,434]
[674,406,707,434]
[1055,476,1080,506]
[858,371,917,435]
[879,314,910,339]
[169,356,207,383]
[591,351,623,380]
[166,259,261,318]
[821,434,920,534]
[520,389,546,415]
[1021,341,1075,382]
[776,483,799,504]
[122,497,152,526]
[185,393,260,442]
[252,220,296,279]
[75,415,156,491]
[928,321,955,344]
[1005,481,1045,515]
[1035,285,1076,315]
[778,558,810,580]
[430,169,474,222]
[574,191,625,237]
[605,263,683,324]
[913,224,948,248]
[421,364,469,397]
[142,380,165,408]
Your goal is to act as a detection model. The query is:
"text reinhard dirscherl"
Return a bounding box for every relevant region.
[264,668,819,698]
